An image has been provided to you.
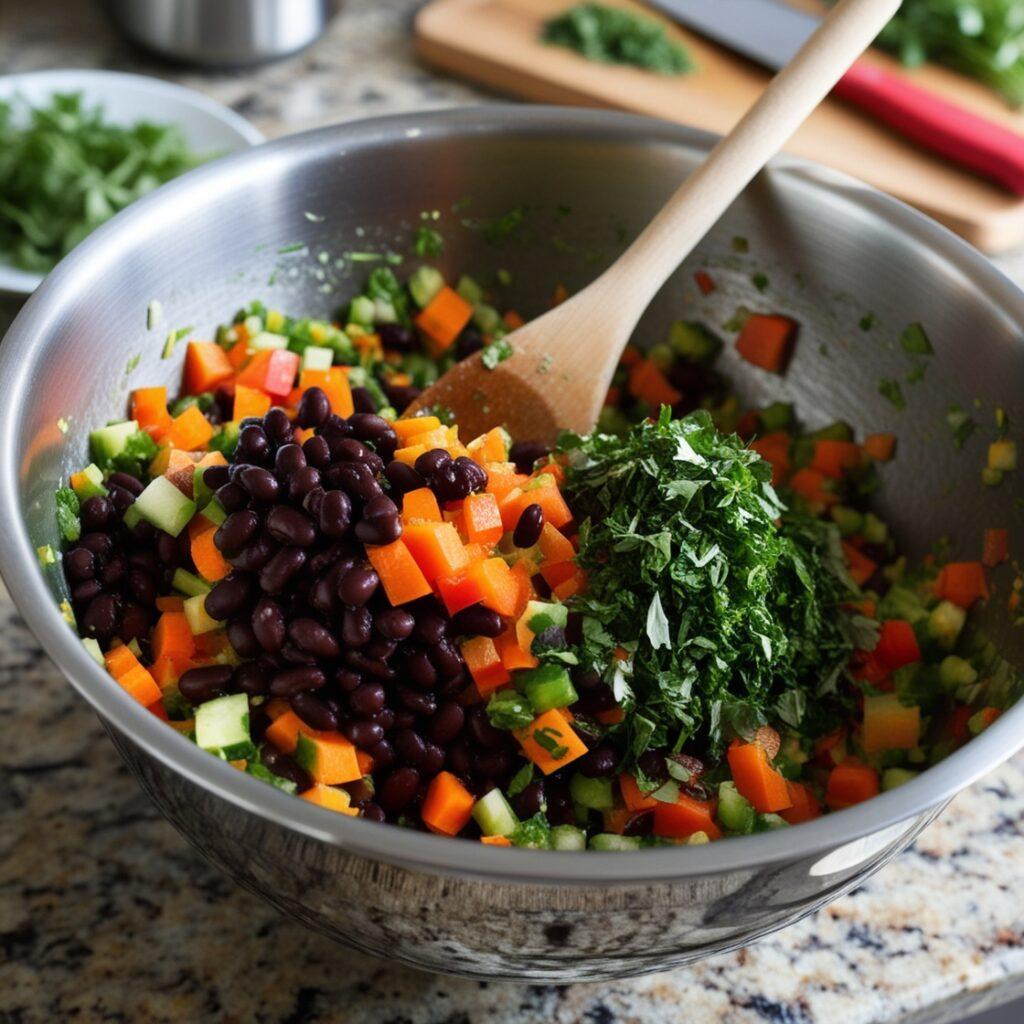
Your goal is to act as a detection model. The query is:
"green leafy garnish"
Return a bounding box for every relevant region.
[0,93,208,272]
[54,487,81,543]
[946,404,977,449]
[532,726,570,760]
[481,338,514,370]
[507,762,535,797]
[542,3,694,75]
[413,225,444,258]
[559,409,857,759]
[487,689,534,731]
[751,272,769,292]
[878,378,906,410]
[509,811,551,849]
[859,312,876,331]
[365,267,410,326]
[899,322,933,356]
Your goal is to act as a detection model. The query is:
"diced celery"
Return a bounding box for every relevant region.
[981,467,1004,487]
[472,303,502,334]
[81,637,104,665]
[589,834,640,851]
[348,295,376,327]
[250,331,288,351]
[879,585,928,625]
[830,506,864,537]
[456,274,484,306]
[122,504,142,529]
[472,788,518,837]
[520,664,578,713]
[133,476,196,537]
[939,655,978,691]
[409,266,445,308]
[882,767,918,791]
[374,298,398,324]
[862,512,888,544]
[929,600,966,650]
[755,813,789,831]
[173,568,211,597]
[183,593,221,634]
[36,545,56,567]
[550,824,587,851]
[716,781,755,834]
[668,320,722,364]
[265,309,285,333]
[686,831,711,845]
[127,638,143,658]
[71,463,107,501]
[200,500,226,527]
[301,345,334,372]
[569,772,614,811]
[243,314,264,338]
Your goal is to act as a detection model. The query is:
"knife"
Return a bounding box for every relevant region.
[646,0,1024,195]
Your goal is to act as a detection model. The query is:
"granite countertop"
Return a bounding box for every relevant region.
[3,2,1024,1022]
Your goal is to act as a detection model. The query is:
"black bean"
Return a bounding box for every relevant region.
[80,533,113,557]
[297,386,331,429]
[100,557,126,587]
[274,442,307,477]
[270,666,326,697]
[375,607,415,640]
[397,685,436,716]
[365,638,398,661]
[450,604,504,638]
[435,669,468,699]
[318,489,352,538]
[405,648,437,690]
[345,777,375,806]
[259,546,306,594]
[126,569,156,606]
[354,512,402,545]
[341,606,373,648]
[378,766,420,811]
[234,660,270,695]
[108,471,144,496]
[288,466,321,504]
[79,496,112,532]
[263,407,293,447]
[378,323,417,352]
[107,485,135,515]
[71,579,103,605]
[455,325,485,360]
[574,682,618,715]
[414,448,451,478]
[280,641,317,665]
[343,719,385,749]
[230,532,277,572]
[179,665,234,704]
[413,611,448,646]
[331,462,383,504]
[429,639,463,678]
[288,617,340,659]
[577,744,617,778]
[335,668,362,693]
[429,464,463,504]
[467,706,504,749]
[384,460,424,496]
[266,505,316,547]
[361,802,386,822]
[333,438,372,464]
[371,707,395,732]
[369,739,396,770]
[236,424,271,464]
[302,485,327,519]
[309,567,341,615]
[361,450,385,476]
[216,510,260,556]
[120,603,150,643]
[383,383,421,412]
[513,503,544,548]
[239,466,280,503]
[205,573,252,620]
[347,413,388,443]
[302,434,331,469]
[546,786,576,827]
[350,386,377,414]
[452,456,487,495]
[446,742,472,778]
[261,744,311,792]
[514,780,546,820]
[350,682,386,717]
[65,547,96,582]
[337,565,379,606]
[394,728,426,766]
[509,440,551,474]
[129,549,159,575]
[429,702,464,745]
[291,691,339,731]
[252,597,286,652]
[344,650,396,680]
[202,464,230,491]
[474,749,513,779]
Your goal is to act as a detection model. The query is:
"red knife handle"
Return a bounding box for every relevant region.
[834,61,1024,195]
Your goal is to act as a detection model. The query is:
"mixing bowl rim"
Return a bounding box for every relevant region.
[1,104,1021,885]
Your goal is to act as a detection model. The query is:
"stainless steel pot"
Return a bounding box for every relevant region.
[103,0,338,67]
[1,108,1021,982]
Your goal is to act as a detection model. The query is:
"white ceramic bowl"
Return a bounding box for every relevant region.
[0,69,264,295]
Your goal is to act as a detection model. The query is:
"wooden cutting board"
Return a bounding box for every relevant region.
[415,0,1024,252]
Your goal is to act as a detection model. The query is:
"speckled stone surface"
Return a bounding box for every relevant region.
[3,2,1024,1021]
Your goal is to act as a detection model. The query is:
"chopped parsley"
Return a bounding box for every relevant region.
[946,404,977,449]
[751,272,769,292]
[507,762,534,797]
[878,378,906,410]
[54,487,81,543]
[859,312,876,331]
[532,726,570,760]
[899,322,933,355]
[412,225,444,258]
[481,338,514,370]
[486,689,534,731]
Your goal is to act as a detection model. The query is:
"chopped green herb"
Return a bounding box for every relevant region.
[481,338,514,370]
[125,353,141,375]
[486,690,535,731]
[496,267,512,287]
[162,325,193,360]
[507,761,535,797]
[277,242,307,254]
[751,272,769,292]
[412,225,444,258]
[479,207,528,246]
[509,811,551,849]
[906,362,927,383]
[146,300,163,330]
[859,312,876,331]
[946,404,977,449]
[731,236,750,253]
[899,322,933,355]
[532,725,570,761]
[878,378,906,410]
[55,487,81,543]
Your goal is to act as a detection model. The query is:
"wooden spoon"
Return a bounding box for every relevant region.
[409,0,902,443]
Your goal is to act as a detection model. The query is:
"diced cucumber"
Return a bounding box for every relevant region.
[200,499,226,527]
[589,833,640,851]
[348,295,376,327]
[472,303,502,334]
[830,506,864,537]
[807,421,854,442]
[265,309,286,333]
[374,298,398,324]
[173,568,211,597]
[879,585,928,625]
[184,593,221,634]
[668,320,722,364]
[134,476,196,537]
[456,274,484,306]
[520,664,578,713]
[981,467,1004,487]
[759,401,794,433]
[862,512,888,544]
[687,831,711,845]
[550,824,587,851]
[716,781,755,834]
[71,463,107,501]
[929,600,966,650]
[301,345,334,372]
[127,638,143,658]
[569,772,614,811]
[939,655,978,691]
[882,767,918,791]
[524,600,569,634]
[754,813,789,831]
[122,504,142,529]
[472,788,519,837]
[193,465,218,509]
[250,331,288,351]
[81,637,104,665]
[209,421,240,458]
[195,692,254,760]
[409,266,445,308]
[89,419,139,465]
[243,314,264,338]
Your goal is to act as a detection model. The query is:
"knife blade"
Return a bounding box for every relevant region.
[644,0,1024,194]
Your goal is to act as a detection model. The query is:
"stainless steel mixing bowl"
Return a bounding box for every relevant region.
[1,108,1022,982]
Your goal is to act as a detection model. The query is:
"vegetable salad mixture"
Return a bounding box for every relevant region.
[48,257,1020,850]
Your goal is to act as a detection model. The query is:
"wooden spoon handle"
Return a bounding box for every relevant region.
[583,0,903,331]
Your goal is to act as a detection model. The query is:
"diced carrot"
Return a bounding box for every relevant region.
[495,626,538,671]
[552,572,585,601]
[131,386,171,439]
[935,562,989,608]
[810,440,861,480]
[183,341,234,395]
[421,770,475,836]
[402,521,469,584]
[537,522,576,565]
[486,466,529,502]
[461,635,511,695]
[151,657,186,690]
[227,339,251,370]
[983,528,1009,568]
[873,619,920,672]
[842,541,878,587]
[299,366,353,418]
[190,518,232,582]
[467,426,510,465]
[750,430,792,485]
[780,781,821,825]
[825,758,880,810]
[152,611,195,664]
[694,270,716,295]
[301,784,358,815]
[844,598,876,619]
[104,643,140,680]
[366,540,433,606]
[619,344,642,368]
[192,631,228,658]
[726,741,792,813]
[480,834,512,846]
[467,558,520,617]
[863,433,896,462]
[148,698,170,721]
[602,807,634,835]
[595,707,625,725]
[652,793,722,840]
[540,559,578,590]
[166,405,214,451]
[393,416,442,443]
[620,773,658,812]
[415,286,473,356]
[735,314,797,373]
[460,492,503,547]
[356,749,374,776]
[790,467,838,508]
[393,443,427,467]
[295,730,362,785]
[436,561,484,616]
[104,645,161,706]
[232,383,272,421]
[514,708,588,775]
[551,283,569,307]
[155,595,185,613]
[500,476,573,532]
[628,358,682,409]
[503,309,525,330]
[401,487,443,524]
[862,694,920,753]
